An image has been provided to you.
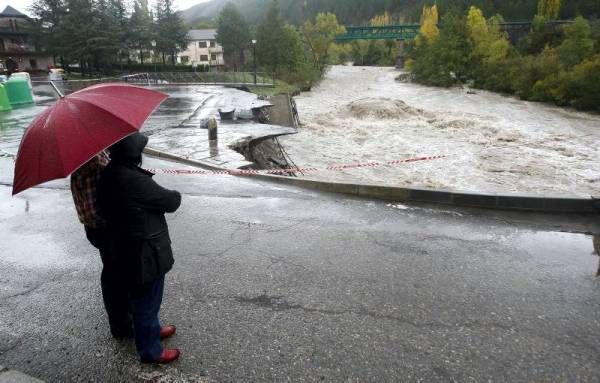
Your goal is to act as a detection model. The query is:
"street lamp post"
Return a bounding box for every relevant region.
[252,39,257,85]
[151,40,157,77]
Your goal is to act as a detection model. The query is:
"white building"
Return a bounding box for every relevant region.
[178,29,225,69]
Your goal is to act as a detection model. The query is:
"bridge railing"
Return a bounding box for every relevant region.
[335,25,420,41]
[335,20,573,41]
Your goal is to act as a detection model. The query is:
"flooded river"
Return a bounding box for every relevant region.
[2,73,598,198]
[280,66,600,197]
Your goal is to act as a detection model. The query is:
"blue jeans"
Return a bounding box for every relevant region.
[130,275,165,362]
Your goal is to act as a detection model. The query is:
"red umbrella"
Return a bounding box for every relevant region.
[12,83,167,195]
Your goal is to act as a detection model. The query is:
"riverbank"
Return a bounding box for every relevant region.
[279,66,600,197]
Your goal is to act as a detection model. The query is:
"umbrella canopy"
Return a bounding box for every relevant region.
[12,83,167,195]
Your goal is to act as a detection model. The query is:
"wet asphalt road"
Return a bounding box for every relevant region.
[1,156,600,382]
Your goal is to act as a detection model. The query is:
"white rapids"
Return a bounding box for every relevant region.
[279,65,600,197]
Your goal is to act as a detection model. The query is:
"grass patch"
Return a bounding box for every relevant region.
[247,79,300,96]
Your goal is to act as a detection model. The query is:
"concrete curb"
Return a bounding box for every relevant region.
[144,147,227,171]
[144,147,599,214]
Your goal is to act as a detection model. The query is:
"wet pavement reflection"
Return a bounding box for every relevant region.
[0,84,294,169]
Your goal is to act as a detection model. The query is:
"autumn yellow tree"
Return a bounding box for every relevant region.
[369,11,397,64]
[466,6,509,63]
[418,5,439,46]
[370,11,392,26]
[537,0,561,20]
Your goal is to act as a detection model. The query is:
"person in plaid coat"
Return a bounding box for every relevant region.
[71,151,133,338]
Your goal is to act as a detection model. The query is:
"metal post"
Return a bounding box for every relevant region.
[207,118,219,157]
[252,40,257,85]
[207,118,218,141]
[396,40,406,69]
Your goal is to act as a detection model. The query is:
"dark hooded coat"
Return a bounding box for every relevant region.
[98,133,181,286]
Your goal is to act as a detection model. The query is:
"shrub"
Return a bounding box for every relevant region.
[512,47,563,99]
[556,16,595,68]
[566,54,600,111]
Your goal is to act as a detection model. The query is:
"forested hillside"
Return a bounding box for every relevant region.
[181,0,600,26]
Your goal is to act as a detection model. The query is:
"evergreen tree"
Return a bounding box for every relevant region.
[256,1,287,73]
[90,0,128,72]
[280,25,305,72]
[130,0,154,65]
[155,0,188,66]
[62,0,97,72]
[216,3,250,70]
[29,0,68,67]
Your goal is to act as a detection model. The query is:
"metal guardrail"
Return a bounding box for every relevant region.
[122,72,275,87]
[31,71,276,97]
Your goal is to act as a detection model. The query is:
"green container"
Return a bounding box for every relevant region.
[0,84,12,112]
[5,77,33,106]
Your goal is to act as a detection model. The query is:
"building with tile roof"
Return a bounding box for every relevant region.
[0,5,54,74]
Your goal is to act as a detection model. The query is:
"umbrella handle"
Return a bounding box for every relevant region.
[49,81,64,98]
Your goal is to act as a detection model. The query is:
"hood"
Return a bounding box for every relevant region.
[109,133,148,163]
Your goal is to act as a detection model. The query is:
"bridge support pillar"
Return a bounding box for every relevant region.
[395,40,406,69]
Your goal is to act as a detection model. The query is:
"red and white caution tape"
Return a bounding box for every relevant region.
[146,155,446,176]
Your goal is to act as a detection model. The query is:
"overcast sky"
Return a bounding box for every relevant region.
[0,0,210,16]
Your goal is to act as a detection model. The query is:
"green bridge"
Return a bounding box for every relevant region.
[335,24,421,41]
[335,21,572,42]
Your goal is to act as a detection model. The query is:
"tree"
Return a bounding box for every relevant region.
[370,12,396,65]
[537,0,561,21]
[256,1,304,74]
[62,0,97,72]
[328,43,353,64]
[370,11,392,27]
[567,54,600,110]
[351,40,370,65]
[129,0,154,65]
[215,3,250,70]
[255,0,287,73]
[419,5,439,44]
[410,12,472,86]
[29,0,68,66]
[467,7,509,63]
[557,16,595,68]
[302,12,346,72]
[155,0,188,66]
[90,0,128,72]
[280,25,305,72]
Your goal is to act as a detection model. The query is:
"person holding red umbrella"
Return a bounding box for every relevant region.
[13,83,181,363]
[71,150,135,339]
[98,133,181,364]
